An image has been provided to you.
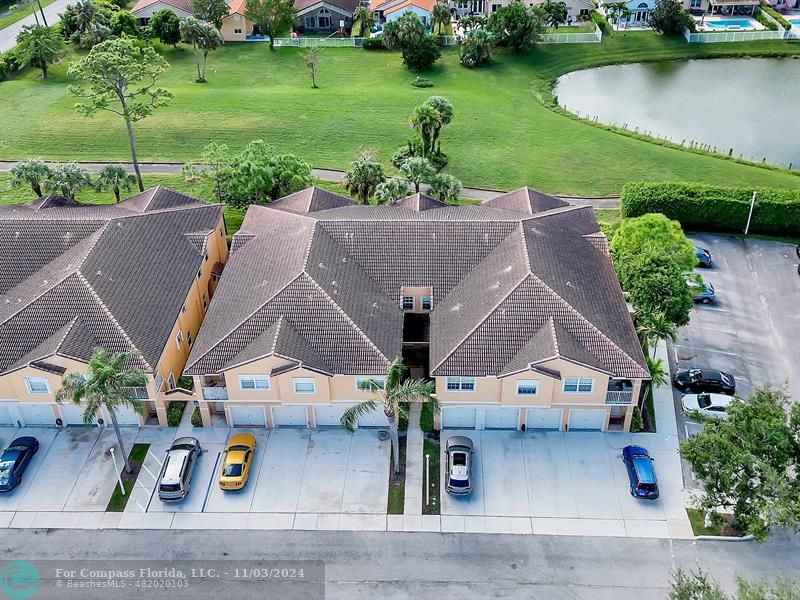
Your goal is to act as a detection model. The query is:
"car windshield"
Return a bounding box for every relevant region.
[452,453,467,466]
[697,394,711,409]
[449,478,470,487]
[228,445,250,452]
[0,460,13,481]
[171,443,195,451]
[160,483,181,492]
[223,463,243,477]
[639,483,658,491]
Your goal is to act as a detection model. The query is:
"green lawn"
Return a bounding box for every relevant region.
[106,443,150,512]
[2,36,800,195]
[0,0,58,30]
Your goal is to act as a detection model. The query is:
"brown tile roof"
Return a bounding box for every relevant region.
[0,190,223,375]
[132,0,193,14]
[187,187,648,379]
[295,0,361,12]
[393,193,448,212]
[270,186,356,214]
[483,187,570,214]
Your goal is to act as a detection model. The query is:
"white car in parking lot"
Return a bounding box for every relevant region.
[681,392,735,420]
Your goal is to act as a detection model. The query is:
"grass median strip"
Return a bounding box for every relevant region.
[422,437,440,515]
[106,443,150,513]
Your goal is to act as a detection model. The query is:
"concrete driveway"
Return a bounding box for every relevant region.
[138,427,390,516]
[440,430,686,537]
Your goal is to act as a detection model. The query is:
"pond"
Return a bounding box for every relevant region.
[554,58,800,169]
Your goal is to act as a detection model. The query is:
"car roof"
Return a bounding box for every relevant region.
[446,436,473,450]
[632,455,657,484]
[227,432,256,448]
[172,436,199,448]
[162,449,190,484]
[9,436,36,446]
[701,370,722,380]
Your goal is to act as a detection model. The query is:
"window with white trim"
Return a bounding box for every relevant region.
[167,373,177,391]
[356,376,385,391]
[293,378,316,394]
[402,296,414,311]
[516,380,539,396]
[239,374,270,390]
[421,295,432,310]
[446,376,475,391]
[24,376,50,394]
[563,377,594,393]
[175,330,184,349]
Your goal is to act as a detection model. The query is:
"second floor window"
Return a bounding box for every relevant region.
[563,377,594,393]
[24,376,50,394]
[421,296,432,310]
[293,378,316,394]
[446,376,475,392]
[175,331,184,349]
[402,296,414,311]
[516,380,539,396]
[239,374,270,390]
[356,376,386,391]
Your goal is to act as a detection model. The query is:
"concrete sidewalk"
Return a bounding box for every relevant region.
[403,404,423,515]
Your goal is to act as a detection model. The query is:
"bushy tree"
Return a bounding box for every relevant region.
[268,153,312,200]
[191,0,230,28]
[94,164,136,202]
[410,103,440,158]
[459,29,492,67]
[681,386,800,541]
[541,0,567,28]
[431,0,451,35]
[400,157,435,193]
[487,0,545,53]
[670,568,800,600]
[402,35,441,71]
[343,151,386,204]
[109,10,140,37]
[15,24,64,79]
[149,9,182,46]
[10,159,51,197]
[44,163,91,199]
[352,5,374,37]
[648,0,693,34]
[374,179,409,205]
[68,38,173,192]
[620,248,694,327]
[428,173,461,203]
[386,12,441,70]
[180,17,224,82]
[423,95,452,153]
[611,213,697,274]
[382,20,401,50]
[59,4,81,39]
[245,0,296,50]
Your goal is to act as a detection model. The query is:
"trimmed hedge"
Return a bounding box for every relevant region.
[590,10,612,36]
[620,182,800,236]
[361,38,385,50]
[760,3,791,29]
[754,9,779,31]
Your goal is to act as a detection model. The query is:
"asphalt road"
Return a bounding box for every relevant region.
[0,0,71,53]
[1,528,799,599]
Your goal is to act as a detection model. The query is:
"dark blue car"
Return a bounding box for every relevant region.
[622,445,659,500]
[695,246,712,268]
[0,437,39,493]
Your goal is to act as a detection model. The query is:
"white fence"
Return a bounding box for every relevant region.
[271,36,460,47]
[682,27,787,42]
[540,23,603,44]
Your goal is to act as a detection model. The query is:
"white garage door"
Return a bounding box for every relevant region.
[358,407,389,428]
[526,408,562,430]
[568,409,607,431]
[0,405,15,427]
[272,406,307,427]
[441,407,477,429]
[314,404,352,427]
[229,405,267,427]
[18,404,55,426]
[484,407,520,430]
[102,405,141,426]
[60,404,97,426]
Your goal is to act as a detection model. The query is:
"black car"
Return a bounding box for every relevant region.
[0,436,39,493]
[673,368,735,395]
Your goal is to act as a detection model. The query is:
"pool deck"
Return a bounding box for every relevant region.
[695,15,764,32]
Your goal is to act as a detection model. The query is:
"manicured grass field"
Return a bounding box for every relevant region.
[1,35,799,195]
[0,0,58,30]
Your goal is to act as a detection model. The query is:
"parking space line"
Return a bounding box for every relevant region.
[135,499,146,513]
[145,450,169,513]
[201,452,221,513]
[140,463,157,482]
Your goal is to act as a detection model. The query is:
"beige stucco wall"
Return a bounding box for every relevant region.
[220,14,252,41]
[401,285,433,313]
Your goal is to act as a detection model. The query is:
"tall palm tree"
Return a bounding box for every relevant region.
[400,156,435,193]
[410,104,440,158]
[352,5,374,37]
[56,349,148,473]
[603,1,628,31]
[431,1,451,36]
[541,0,568,28]
[640,354,667,409]
[343,151,386,203]
[94,164,136,202]
[635,308,677,358]
[180,17,222,83]
[43,163,90,199]
[74,0,96,34]
[423,95,452,154]
[10,158,51,197]
[341,357,436,474]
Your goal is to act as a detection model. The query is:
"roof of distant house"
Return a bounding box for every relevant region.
[186,188,648,380]
[372,0,436,13]
[131,0,193,15]
[295,0,362,13]
[0,188,223,376]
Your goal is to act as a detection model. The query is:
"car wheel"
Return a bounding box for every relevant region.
[15,475,21,486]
[702,298,711,304]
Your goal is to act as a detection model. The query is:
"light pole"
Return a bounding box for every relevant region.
[744,190,757,235]
[36,0,48,26]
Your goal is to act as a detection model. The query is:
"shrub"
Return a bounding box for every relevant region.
[620,181,800,237]
[753,9,778,31]
[167,400,186,426]
[630,407,644,433]
[401,35,441,71]
[361,37,385,50]
[410,76,434,87]
[190,406,203,427]
[760,4,791,29]
[590,9,612,35]
[459,29,492,68]
[647,0,694,35]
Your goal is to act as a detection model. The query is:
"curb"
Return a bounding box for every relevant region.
[695,534,754,542]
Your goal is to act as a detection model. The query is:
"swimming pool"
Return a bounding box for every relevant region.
[790,18,800,27]
[704,19,756,29]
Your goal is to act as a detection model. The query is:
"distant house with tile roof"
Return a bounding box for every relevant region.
[371,0,436,25]
[0,188,228,428]
[131,0,193,25]
[185,186,648,432]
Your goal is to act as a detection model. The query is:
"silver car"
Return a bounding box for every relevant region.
[445,436,473,495]
[158,437,202,502]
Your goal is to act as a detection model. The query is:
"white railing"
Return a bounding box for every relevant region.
[124,386,150,400]
[202,386,229,400]
[605,390,634,405]
[269,35,462,48]
[540,23,602,44]
[683,25,786,43]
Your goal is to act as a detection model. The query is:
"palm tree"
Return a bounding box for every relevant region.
[427,173,461,202]
[410,104,440,158]
[400,157,435,193]
[639,354,667,409]
[94,164,136,202]
[374,178,409,205]
[603,1,629,31]
[343,151,386,204]
[635,308,677,358]
[180,18,223,83]
[352,5,374,37]
[541,0,568,28]
[341,357,436,474]
[10,158,51,197]
[74,0,97,34]
[56,349,148,473]
[44,163,90,199]
[423,95,453,154]
[431,1,451,36]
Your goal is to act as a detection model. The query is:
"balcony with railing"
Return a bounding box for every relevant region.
[201,375,228,401]
[605,378,634,405]
[124,386,150,400]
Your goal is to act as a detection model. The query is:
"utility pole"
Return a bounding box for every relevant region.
[744,190,757,235]
[36,0,48,26]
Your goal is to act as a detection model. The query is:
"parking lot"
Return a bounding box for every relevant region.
[439,430,687,536]
[675,235,800,401]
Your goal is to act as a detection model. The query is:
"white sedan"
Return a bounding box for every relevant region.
[681,393,734,420]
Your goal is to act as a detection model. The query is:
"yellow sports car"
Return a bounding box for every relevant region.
[219,433,257,491]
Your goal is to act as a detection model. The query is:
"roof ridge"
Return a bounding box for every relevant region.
[270,316,283,354]
[301,271,391,365]
[140,186,160,212]
[546,316,559,358]
[75,270,150,370]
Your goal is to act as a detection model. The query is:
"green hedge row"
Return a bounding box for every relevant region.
[620,182,800,236]
[590,10,613,36]
[754,9,779,31]
[760,4,791,29]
